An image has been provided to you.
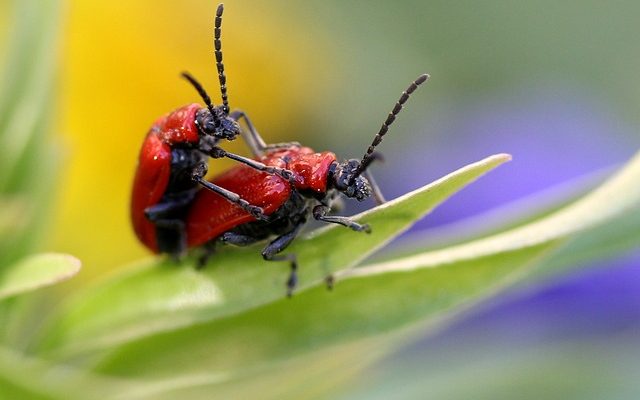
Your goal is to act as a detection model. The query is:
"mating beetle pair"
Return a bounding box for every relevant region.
[131,4,429,295]
[131,4,292,255]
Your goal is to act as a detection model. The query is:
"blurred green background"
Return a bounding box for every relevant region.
[2,1,640,398]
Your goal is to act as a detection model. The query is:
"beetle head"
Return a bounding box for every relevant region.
[331,159,372,201]
[195,107,240,140]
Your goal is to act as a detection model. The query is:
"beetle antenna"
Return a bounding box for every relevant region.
[350,73,430,183]
[181,71,217,117]
[214,3,230,114]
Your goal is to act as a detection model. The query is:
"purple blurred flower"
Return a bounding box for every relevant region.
[378,87,638,229]
[352,86,640,379]
[349,252,640,399]
[438,251,640,344]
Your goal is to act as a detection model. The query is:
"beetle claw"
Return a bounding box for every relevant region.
[279,169,297,183]
[249,205,269,221]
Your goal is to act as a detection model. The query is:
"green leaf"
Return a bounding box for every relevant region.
[377,166,610,258]
[0,254,81,300]
[93,243,555,379]
[35,154,511,357]
[0,0,62,267]
[343,148,640,281]
[88,150,640,398]
[0,346,73,400]
[0,196,28,240]
[0,345,139,400]
[0,0,60,190]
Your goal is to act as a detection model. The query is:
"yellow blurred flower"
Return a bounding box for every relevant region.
[48,1,328,277]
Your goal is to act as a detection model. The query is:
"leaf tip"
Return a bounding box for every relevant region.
[494,153,513,163]
[0,253,82,300]
[37,252,83,282]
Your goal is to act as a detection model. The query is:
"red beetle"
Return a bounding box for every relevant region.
[131,4,291,255]
[186,74,429,295]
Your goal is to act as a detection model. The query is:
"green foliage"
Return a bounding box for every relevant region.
[2,0,640,399]
[2,149,639,399]
[88,151,639,399]
[35,154,510,358]
[0,0,60,267]
[0,254,80,300]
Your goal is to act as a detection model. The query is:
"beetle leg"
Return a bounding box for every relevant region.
[193,176,269,221]
[197,230,264,270]
[312,205,371,233]
[325,274,335,291]
[191,164,269,221]
[230,110,301,156]
[144,195,194,221]
[152,219,187,259]
[196,240,217,269]
[220,231,261,246]
[208,147,297,184]
[144,193,197,257]
[261,221,305,297]
[228,109,267,157]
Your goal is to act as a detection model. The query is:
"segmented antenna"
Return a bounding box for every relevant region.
[214,3,230,114]
[350,73,430,183]
[181,71,216,117]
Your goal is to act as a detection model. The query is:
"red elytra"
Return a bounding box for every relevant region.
[131,104,201,252]
[186,146,336,247]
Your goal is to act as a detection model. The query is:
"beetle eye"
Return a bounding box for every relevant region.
[346,186,355,197]
[204,119,216,132]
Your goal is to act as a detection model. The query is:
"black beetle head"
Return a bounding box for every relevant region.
[331,159,372,201]
[195,107,240,141]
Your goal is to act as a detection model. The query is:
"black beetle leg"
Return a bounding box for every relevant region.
[220,231,261,246]
[191,164,268,221]
[196,240,217,269]
[230,109,301,156]
[212,148,297,184]
[144,192,196,257]
[229,109,268,157]
[261,221,305,297]
[312,205,371,233]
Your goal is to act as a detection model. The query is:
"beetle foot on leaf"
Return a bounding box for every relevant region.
[325,274,335,291]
